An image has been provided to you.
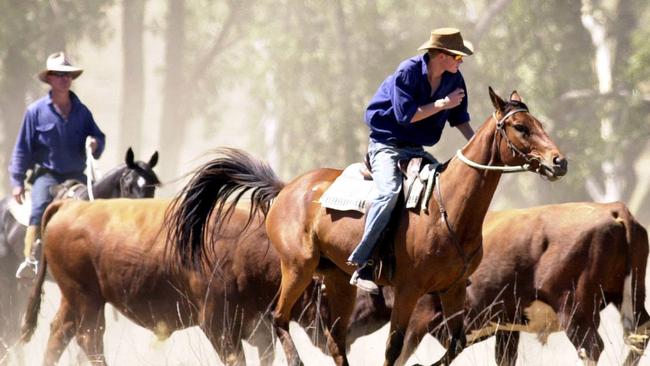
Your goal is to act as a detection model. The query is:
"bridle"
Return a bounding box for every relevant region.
[455,107,542,173]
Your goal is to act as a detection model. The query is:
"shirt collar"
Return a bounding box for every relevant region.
[46,90,79,106]
[420,53,429,78]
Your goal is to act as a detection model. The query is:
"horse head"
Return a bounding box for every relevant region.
[121,147,161,198]
[488,86,568,181]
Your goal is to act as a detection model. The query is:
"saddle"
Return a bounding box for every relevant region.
[319,155,441,281]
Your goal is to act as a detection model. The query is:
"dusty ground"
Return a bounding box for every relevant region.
[5,281,650,365]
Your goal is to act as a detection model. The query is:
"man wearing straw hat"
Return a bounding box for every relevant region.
[9,51,105,279]
[347,28,475,293]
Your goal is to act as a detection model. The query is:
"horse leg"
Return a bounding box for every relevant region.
[395,293,443,366]
[73,300,107,365]
[319,269,356,366]
[43,300,76,366]
[384,288,419,366]
[494,330,519,366]
[434,283,468,366]
[273,258,319,366]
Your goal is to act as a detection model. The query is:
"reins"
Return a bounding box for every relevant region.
[85,140,97,201]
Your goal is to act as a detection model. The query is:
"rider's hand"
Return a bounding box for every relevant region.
[87,137,98,154]
[435,88,465,110]
[12,186,25,205]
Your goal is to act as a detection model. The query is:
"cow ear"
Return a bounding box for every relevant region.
[125,147,136,168]
[149,151,159,168]
[489,86,506,113]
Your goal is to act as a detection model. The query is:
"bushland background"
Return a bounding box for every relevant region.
[1,0,649,365]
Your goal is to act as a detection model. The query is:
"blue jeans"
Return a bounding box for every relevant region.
[30,172,86,225]
[347,139,433,265]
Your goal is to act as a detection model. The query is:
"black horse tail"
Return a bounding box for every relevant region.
[21,200,63,342]
[165,147,285,270]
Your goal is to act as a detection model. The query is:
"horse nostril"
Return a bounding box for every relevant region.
[553,156,568,172]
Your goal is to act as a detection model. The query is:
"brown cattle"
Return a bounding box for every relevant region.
[21,199,327,366]
[347,202,650,365]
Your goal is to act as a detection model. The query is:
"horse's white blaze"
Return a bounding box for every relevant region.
[621,273,634,331]
[137,176,146,188]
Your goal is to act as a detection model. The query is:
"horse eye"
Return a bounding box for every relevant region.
[513,124,529,136]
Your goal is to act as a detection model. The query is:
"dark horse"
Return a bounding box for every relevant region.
[167,87,567,365]
[21,200,329,366]
[347,202,650,366]
[0,148,159,361]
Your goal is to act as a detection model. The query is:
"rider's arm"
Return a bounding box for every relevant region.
[455,122,474,140]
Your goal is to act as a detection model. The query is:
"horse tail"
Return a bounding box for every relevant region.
[21,200,63,342]
[616,202,650,332]
[165,147,284,270]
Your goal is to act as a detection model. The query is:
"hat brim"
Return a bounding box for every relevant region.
[37,67,83,83]
[417,40,474,56]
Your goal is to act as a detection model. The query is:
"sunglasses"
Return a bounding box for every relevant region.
[440,51,463,61]
[49,71,72,78]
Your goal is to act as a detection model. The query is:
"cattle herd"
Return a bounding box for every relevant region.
[1,89,649,366]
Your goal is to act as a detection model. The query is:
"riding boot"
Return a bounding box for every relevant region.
[16,225,40,279]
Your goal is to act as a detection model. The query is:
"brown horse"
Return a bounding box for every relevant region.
[0,148,159,362]
[167,87,567,365]
[20,199,329,366]
[347,202,650,366]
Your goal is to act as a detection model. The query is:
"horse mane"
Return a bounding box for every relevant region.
[164,147,284,270]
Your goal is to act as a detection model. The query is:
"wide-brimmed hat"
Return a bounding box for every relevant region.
[37,52,83,83]
[417,27,474,56]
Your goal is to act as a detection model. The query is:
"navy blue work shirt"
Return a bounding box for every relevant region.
[365,53,470,146]
[9,91,106,187]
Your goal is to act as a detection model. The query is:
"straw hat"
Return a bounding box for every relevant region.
[417,27,474,56]
[37,52,83,83]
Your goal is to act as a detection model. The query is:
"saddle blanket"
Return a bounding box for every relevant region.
[319,162,439,213]
[319,163,375,213]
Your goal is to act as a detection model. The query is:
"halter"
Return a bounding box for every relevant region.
[456,107,536,173]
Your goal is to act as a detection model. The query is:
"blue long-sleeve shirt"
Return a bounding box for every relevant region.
[9,91,105,187]
[365,53,470,146]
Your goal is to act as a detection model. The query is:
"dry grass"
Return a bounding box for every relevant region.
[3,281,650,365]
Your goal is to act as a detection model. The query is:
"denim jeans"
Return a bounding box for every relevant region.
[30,172,86,225]
[347,139,433,265]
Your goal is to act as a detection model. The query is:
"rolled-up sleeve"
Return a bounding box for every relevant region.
[9,111,35,187]
[391,71,419,125]
[84,109,106,159]
[447,78,470,126]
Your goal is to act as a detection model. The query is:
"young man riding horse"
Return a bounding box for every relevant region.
[348,28,475,293]
[9,52,105,279]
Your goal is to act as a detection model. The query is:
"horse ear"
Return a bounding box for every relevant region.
[510,90,522,102]
[489,86,506,112]
[125,147,136,168]
[149,151,159,168]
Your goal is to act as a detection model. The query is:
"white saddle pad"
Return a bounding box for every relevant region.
[319,163,376,213]
[319,162,439,213]
[8,191,32,226]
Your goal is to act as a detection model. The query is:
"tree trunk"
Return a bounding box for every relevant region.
[0,45,29,194]
[159,0,185,181]
[119,0,146,156]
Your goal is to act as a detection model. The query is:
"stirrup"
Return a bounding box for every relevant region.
[16,257,38,279]
[349,262,379,294]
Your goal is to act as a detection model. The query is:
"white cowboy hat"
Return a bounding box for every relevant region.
[37,52,83,83]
